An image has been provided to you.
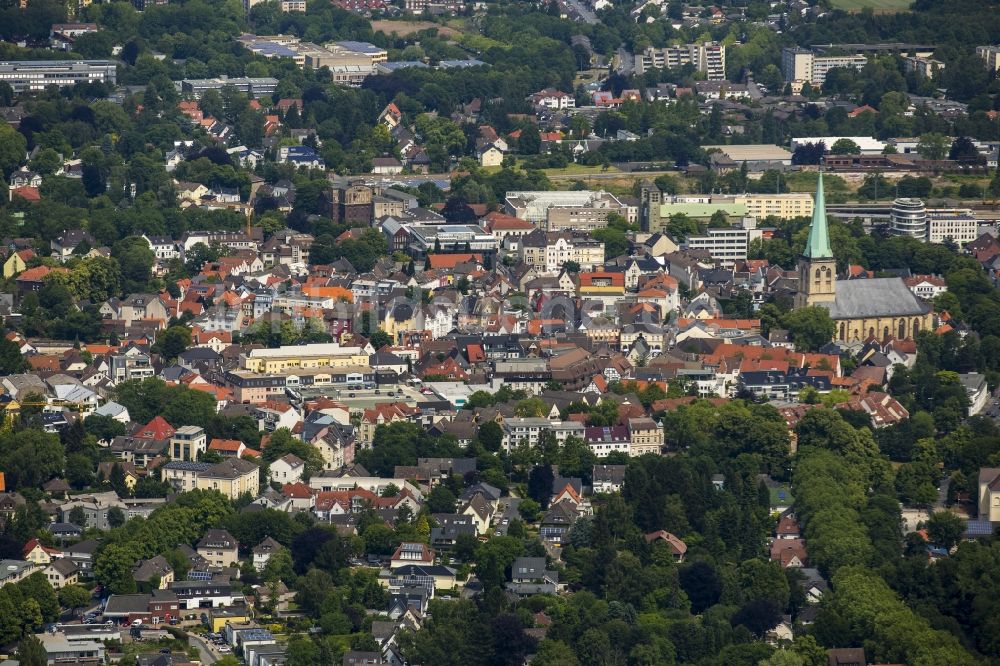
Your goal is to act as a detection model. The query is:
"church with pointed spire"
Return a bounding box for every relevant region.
[793,172,934,342]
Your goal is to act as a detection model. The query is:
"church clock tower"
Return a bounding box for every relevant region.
[795,172,837,308]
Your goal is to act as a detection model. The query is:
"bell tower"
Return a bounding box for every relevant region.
[795,172,836,308]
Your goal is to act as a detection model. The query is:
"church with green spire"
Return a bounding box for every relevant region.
[793,172,933,342]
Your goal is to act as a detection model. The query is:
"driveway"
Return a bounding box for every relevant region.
[189,634,219,664]
[935,476,951,511]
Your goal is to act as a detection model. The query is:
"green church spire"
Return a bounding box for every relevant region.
[803,171,833,259]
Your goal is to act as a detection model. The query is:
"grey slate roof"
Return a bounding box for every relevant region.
[823,278,931,320]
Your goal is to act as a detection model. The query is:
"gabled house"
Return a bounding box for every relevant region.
[269,454,305,485]
[196,529,239,568]
[43,557,79,589]
[644,530,687,562]
[132,555,174,589]
[51,229,96,261]
[253,536,283,571]
[390,542,434,570]
[506,556,560,596]
[539,500,577,546]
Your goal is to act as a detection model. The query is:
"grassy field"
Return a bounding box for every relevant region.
[542,163,621,176]
[829,0,913,12]
[369,20,461,37]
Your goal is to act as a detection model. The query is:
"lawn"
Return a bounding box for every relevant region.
[542,163,621,176]
[369,20,461,38]
[829,0,913,11]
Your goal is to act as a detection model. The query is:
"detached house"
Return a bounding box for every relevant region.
[253,536,283,571]
[390,542,434,570]
[132,555,174,589]
[196,529,239,568]
[51,229,96,261]
[269,454,305,485]
[644,530,687,562]
[506,557,560,596]
[43,558,79,589]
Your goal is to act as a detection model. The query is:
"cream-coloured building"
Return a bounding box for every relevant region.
[197,529,240,568]
[979,467,1000,521]
[519,229,605,274]
[241,343,369,373]
[162,458,260,500]
[198,458,260,499]
[737,194,813,220]
[43,559,78,590]
[628,417,663,456]
[781,47,867,86]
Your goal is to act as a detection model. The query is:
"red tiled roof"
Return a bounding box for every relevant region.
[16,265,52,282]
[137,416,175,440]
[578,271,625,288]
[427,253,482,269]
[10,186,40,202]
[282,482,312,499]
[209,438,243,452]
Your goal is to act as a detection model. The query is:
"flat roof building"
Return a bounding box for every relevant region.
[781,48,867,86]
[180,76,278,99]
[634,42,726,80]
[241,343,369,373]
[683,217,762,265]
[504,190,630,231]
[0,60,116,92]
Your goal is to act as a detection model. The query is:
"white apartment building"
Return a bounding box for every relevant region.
[903,56,945,79]
[501,418,585,452]
[635,42,726,81]
[977,46,1000,72]
[519,230,605,274]
[781,48,867,86]
[683,218,762,265]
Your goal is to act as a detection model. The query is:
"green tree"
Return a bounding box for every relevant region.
[0,338,27,374]
[531,640,580,666]
[427,485,457,513]
[111,237,156,291]
[155,325,191,360]
[15,633,46,666]
[916,132,949,161]
[477,420,504,452]
[368,329,392,349]
[107,506,126,528]
[518,125,541,155]
[58,584,91,614]
[784,306,835,351]
[925,510,964,550]
[830,138,861,155]
[0,123,26,179]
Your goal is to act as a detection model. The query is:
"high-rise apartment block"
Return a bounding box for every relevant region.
[634,42,726,81]
[781,48,867,86]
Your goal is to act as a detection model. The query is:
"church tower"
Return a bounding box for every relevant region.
[795,172,836,308]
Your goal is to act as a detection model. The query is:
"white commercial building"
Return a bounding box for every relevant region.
[926,209,979,245]
[0,60,117,92]
[504,190,632,231]
[791,136,886,154]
